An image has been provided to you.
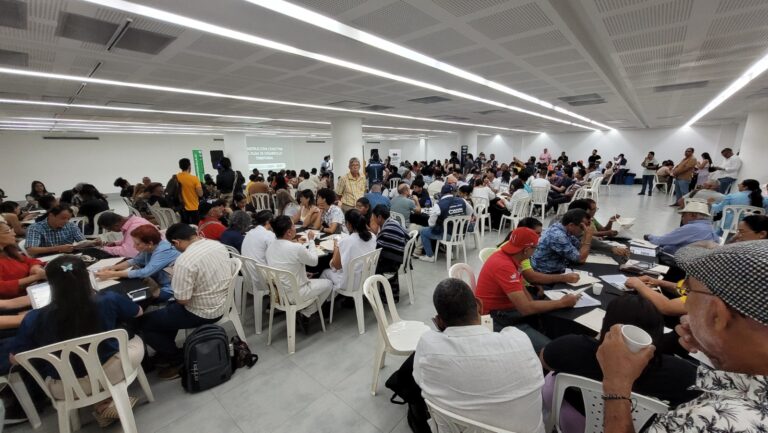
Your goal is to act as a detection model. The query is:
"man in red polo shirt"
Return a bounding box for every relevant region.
[475,227,580,352]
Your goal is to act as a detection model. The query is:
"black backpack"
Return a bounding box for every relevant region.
[181,325,232,393]
[165,174,183,209]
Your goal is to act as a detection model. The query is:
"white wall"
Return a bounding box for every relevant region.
[521,124,740,175]
[736,110,768,183]
[0,132,221,200]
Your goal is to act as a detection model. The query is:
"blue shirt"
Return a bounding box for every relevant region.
[364,192,391,210]
[220,228,245,253]
[25,220,85,248]
[710,191,761,234]
[127,240,179,295]
[9,291,139,378]
[647,219,719,255]
[531,223,581,274]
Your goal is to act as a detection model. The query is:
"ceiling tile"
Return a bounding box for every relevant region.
[186,34,260,60]
[257,52,318,70]
[522,48,584,67]
[403,28,476,55]
[351,2,440,39]
[430,0,512,17]
[602,0,693,36]
[467,2,553,40]
[167,52,230,71]
[440,47,502,67]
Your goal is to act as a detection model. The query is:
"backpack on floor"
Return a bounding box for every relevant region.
[181,325,232,393]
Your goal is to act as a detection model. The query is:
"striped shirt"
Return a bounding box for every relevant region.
[336,173,366,207]
[25,221,85,248]
[376,219,408,263]
[172,239,233,319]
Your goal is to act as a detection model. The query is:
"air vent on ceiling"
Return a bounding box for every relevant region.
[656,115,683,120]
[326,100,369,108]
[408,96,452,104]
[0,48,28,67]
[430,114,471,121]
[363,105,394,111]
[0,0,27,30]
[105,101,154,109]
[366,141,381,144]
[653,81,709,93]
[558,93,605,106]
[43,136,100,140]
[213,138,224,142]
[567,99,606,106]
[56,12,176,55]
[476,109,506,115]
[306,140,327,143]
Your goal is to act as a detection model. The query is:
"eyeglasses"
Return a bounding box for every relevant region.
[676,279,716,298]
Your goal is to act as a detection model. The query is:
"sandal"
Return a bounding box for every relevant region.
[92,411,116,428]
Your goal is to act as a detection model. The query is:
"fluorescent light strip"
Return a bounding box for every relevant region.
[77,0,597,131]
[245,0,612,130]
[684,52,768,127]
[0,71,541,134]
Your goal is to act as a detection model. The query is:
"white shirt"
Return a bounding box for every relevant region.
[298,179,317,194]
[714,155,742,179]
[413,326,545,433]
[266,238,319,290]
[587,170,602,180]
[471,186,495,205]
[531,177,550,188]
[172,239,232,319]
[242,225,275,265]
[427,180,444,198]
[324,232,376,289]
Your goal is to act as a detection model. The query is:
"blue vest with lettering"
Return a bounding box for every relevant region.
[432,195,466,235]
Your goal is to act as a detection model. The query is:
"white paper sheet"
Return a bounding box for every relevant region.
[567,272,601,287]
[544,289,602,308]
[26,283,51,309]
[95,279,120,291]
[574,308,606,333]
[630,238,658,249]
[87,257,125,272]
[616,217,636,227]
[586,254,617,265]
[37,253,64,263]
[630,246,657,257]
[600,274,630,291]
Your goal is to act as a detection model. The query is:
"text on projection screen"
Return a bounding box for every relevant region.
[248,144,286,171]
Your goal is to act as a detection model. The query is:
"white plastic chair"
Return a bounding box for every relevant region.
[435,215,471,271]
[223,244,241,257]
[529,186,549,220]
[556,187,588,216]
[121,197,133,208]
[425,399,514,433]
[448,263,476,291]
[0,372,41,428]
[250,193,270,211]
[399,231,419,304]
[70,217,88,235]
[232,254,269,334]
[214,258,247,341]
[498,197,529,237]
[328,249,381,334]
[127,206,142,218]
[582,177,603,202]
[474,203,491,237]
[14,329,154,433]
[89,209,114,239]
[389,178,400,191]
[389,211,406,228]
[363,275,429,395]
[547,373,667,433]
[478,247,496,263]
[719,205,765,244]
[601,171,616,194]
[652,174,668,195]
[259,264,326,354]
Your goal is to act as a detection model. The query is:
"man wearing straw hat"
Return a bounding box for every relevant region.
[643,201,719,255]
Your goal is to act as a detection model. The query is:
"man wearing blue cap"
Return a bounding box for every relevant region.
[417,183,469,262]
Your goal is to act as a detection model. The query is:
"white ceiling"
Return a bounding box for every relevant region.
[0,0,766,136]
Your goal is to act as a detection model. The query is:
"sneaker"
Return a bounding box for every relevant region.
[418,255,436,263]
[158,365,181,380]
[637,192,645,195]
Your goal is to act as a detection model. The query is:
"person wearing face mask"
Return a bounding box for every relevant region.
[596,241,768,433]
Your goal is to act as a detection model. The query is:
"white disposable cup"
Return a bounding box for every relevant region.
[621,324,652,353]
[592,283,603,295]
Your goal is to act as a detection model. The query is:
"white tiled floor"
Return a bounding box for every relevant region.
[7,185,682,433]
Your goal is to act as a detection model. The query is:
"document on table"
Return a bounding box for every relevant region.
[37,253,65,263]
[87,257,125,272]
[586,254,617,265]
[544,289,602,308]
[600,274,629,291]
[567,271,601,287]
[630,246,656,257]
[630,238,657,249]
[616,217,636,227]
[94,279,120,291]
[574,308,606,333]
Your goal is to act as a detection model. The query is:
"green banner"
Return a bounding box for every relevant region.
[192,149,205,182]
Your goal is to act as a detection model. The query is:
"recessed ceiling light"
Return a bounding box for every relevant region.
[78,0,600,132]
[0,68,541,133]
[243,0,613,130]
[685,52,768,127]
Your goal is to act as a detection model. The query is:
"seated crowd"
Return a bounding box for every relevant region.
[0,148,765,432]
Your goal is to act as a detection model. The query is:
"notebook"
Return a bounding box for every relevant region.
[544,289,602,308]
[87,257,125,272]
[574,308,606,333]
[585,254,617,265]
[27,283,51,309]
[566,271,601,287]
